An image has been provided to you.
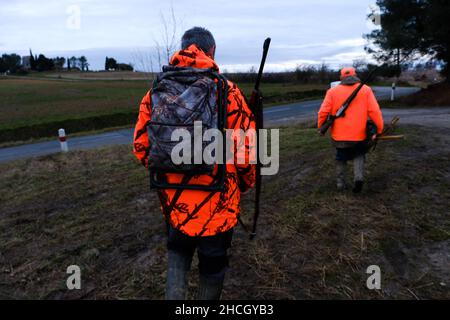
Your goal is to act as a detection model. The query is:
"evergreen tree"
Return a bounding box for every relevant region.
[366,0,450,80]
[29,49,36,70]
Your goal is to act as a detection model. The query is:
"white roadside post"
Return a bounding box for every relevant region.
[58,128,69,152]
[391,82,396,101]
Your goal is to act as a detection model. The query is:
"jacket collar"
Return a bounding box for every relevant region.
[341,76,361,85]
[169,44,220,72]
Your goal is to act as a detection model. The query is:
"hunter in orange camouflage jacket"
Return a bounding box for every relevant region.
[133,44,256,237]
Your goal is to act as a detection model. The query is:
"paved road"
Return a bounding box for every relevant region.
[0,86,430,163]
[265,86,419,125]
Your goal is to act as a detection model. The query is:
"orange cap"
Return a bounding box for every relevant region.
[340,67,357,79]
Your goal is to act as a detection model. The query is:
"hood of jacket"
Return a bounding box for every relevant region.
[169,44,220,72]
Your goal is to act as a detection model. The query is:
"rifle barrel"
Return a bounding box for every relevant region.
[249,38,271,240]
[254,38,271,91]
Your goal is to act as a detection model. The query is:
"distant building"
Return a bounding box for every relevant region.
[22,56,31,69]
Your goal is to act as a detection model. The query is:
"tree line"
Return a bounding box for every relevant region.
[0,50,90,74]
[0,51,136,74]
[0,53,22,74]
[225,60,421,85]
[104,57,133,71]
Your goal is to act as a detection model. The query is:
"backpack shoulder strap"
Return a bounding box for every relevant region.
[211,72,229,130]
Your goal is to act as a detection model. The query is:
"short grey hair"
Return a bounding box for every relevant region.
[181,27,215,53]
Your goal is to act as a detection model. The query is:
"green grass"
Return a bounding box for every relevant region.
[239,82,326,107]
[239,82,326,99]
[0,124,448,299]
[0,76,326,143]
[0,77,324,130]
[23,70,153,81]
[0,77,150,130]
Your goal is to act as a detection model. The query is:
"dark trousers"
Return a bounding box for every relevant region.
[167,225,233,277]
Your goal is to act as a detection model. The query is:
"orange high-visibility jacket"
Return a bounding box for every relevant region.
[133,45,256,237]
[318,83,384,141]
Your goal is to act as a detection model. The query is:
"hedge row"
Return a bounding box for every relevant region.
[0,112,138,143]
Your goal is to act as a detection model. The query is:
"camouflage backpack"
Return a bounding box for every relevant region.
[148,66,228,191]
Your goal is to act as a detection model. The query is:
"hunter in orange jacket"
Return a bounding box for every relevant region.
[134,26,256,301]
[318,67,384,193]
[318,67,384,141]
[133,44,256,238]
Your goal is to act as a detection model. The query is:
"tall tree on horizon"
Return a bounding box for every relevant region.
[68,56,78,70]
[53,57,66,70]
[29,49,36,70]
[105,57,118,71]
[0,53,21,73]
[79,56,88,71]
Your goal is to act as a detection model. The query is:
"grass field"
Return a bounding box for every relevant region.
[0,75,326,143]
[1,125,448,299]
[0,76,326,130]
[0,77,149,130]
[26,71,153,81]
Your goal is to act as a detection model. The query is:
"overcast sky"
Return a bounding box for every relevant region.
[0,0,380,71]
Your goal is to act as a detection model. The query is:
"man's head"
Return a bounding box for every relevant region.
[340,67,361,85]
[340,67,357,80]
[181,27,216,59]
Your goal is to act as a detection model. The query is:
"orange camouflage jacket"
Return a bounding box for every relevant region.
[133,44,256,237]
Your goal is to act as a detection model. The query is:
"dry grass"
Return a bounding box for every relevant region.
[0,125,449,299]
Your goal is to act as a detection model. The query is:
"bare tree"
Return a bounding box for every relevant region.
[132,4,182,75]
[131,49,155,81]
[352,59,369,72]
[158,6,180,65]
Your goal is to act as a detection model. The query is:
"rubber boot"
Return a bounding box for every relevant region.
[353,155,365,194]
[336,160,347,191]
[353,181,364,194]
[165,250,192,300]
[197,274,225,300]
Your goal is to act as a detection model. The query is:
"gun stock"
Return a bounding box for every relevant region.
[319,116,335,135]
